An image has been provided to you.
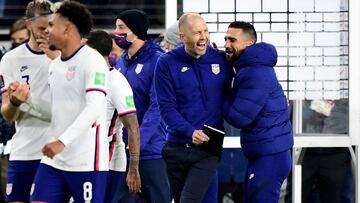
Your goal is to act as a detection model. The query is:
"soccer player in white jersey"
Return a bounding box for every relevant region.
[86,30,141,202]
[0,1,57,202]
[28,1,109,203]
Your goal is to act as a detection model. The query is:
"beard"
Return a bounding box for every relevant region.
[225,48,243,62]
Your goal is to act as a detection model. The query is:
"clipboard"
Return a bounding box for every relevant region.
[198,125,225,157]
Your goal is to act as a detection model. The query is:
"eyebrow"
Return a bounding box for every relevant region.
[224,36,236,40]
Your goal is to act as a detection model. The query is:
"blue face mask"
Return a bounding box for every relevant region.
[108,53,118,67]
[113,32,133,49]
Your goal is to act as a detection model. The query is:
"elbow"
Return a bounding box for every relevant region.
[2,114,15,123]
[1,109,15,123]
[3,116,13,123]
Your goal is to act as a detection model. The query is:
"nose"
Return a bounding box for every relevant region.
[224,40,230,49]
[199,31,207,40]
[45,27,49,35]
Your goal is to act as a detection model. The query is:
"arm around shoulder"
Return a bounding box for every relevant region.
[223,68,271,128]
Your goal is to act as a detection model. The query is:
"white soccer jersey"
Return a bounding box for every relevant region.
[0,43,51,161]
[106,68,136,172]
[42,45,109,171]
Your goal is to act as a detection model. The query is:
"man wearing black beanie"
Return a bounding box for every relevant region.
[116,9,149,41]
[108,9,171,203]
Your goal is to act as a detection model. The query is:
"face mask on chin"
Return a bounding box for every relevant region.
[113,31,133,49]
[10,42,22,50]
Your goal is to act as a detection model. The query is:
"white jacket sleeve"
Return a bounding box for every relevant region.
[20,96,52,122]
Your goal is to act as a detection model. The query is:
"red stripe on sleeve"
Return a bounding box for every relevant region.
[86,88,107,96]
[117,109,137,117]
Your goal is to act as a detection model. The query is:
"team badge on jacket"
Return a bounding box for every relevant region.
[66,66,76,80]
[211,64,220,75]
[135,63,143,74]
[6,183,12,195]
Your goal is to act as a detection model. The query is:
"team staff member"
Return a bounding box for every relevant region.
[223,21,293,203]
[155,13,230,202]
[162,20,220,203]
[113,9,171,203]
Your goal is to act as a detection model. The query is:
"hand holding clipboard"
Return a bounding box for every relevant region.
[197,125,225,158]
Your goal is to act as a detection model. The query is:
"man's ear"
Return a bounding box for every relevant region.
[64,22,73,36]
[25,20,31,31]
[246,40,254,47]
[179,32,185,42]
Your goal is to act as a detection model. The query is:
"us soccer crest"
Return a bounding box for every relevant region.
[6,183,12,195]
[211,64,220,75]
[66,66,76,80]
[135,64,143,74]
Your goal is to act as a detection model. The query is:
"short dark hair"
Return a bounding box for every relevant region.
[56,0,93,37]
[86,30,112,57]
[228,21,257,43]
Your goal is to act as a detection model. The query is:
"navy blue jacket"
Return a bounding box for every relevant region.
[223,42,293,158]
[116,40,166,160]
[155,45,231,144]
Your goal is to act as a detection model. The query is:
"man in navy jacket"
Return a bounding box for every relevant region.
[223,21,293,203]
[155,13,230,202]
[114,9,171,203]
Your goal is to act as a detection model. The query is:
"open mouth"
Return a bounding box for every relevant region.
[225,49,234,55]
[196,42,206,50]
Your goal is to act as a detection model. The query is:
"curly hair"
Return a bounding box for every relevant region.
[56,0,93,37]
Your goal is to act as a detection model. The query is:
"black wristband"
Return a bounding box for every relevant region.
[9,97,21,107]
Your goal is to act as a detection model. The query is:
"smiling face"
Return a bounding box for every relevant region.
[224,27,254,62]
[179,15,209,58]
[45,13,68,51]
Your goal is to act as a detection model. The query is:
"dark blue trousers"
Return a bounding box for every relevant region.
[162,142,219,203]
[244,150,291,203]
[103,171,126,203]
[118,158,171,203]
[138,158,171,202]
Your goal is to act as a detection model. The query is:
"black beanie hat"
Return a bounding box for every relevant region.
[116,9,149,41]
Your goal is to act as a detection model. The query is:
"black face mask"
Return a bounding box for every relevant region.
[10,42,22,50]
